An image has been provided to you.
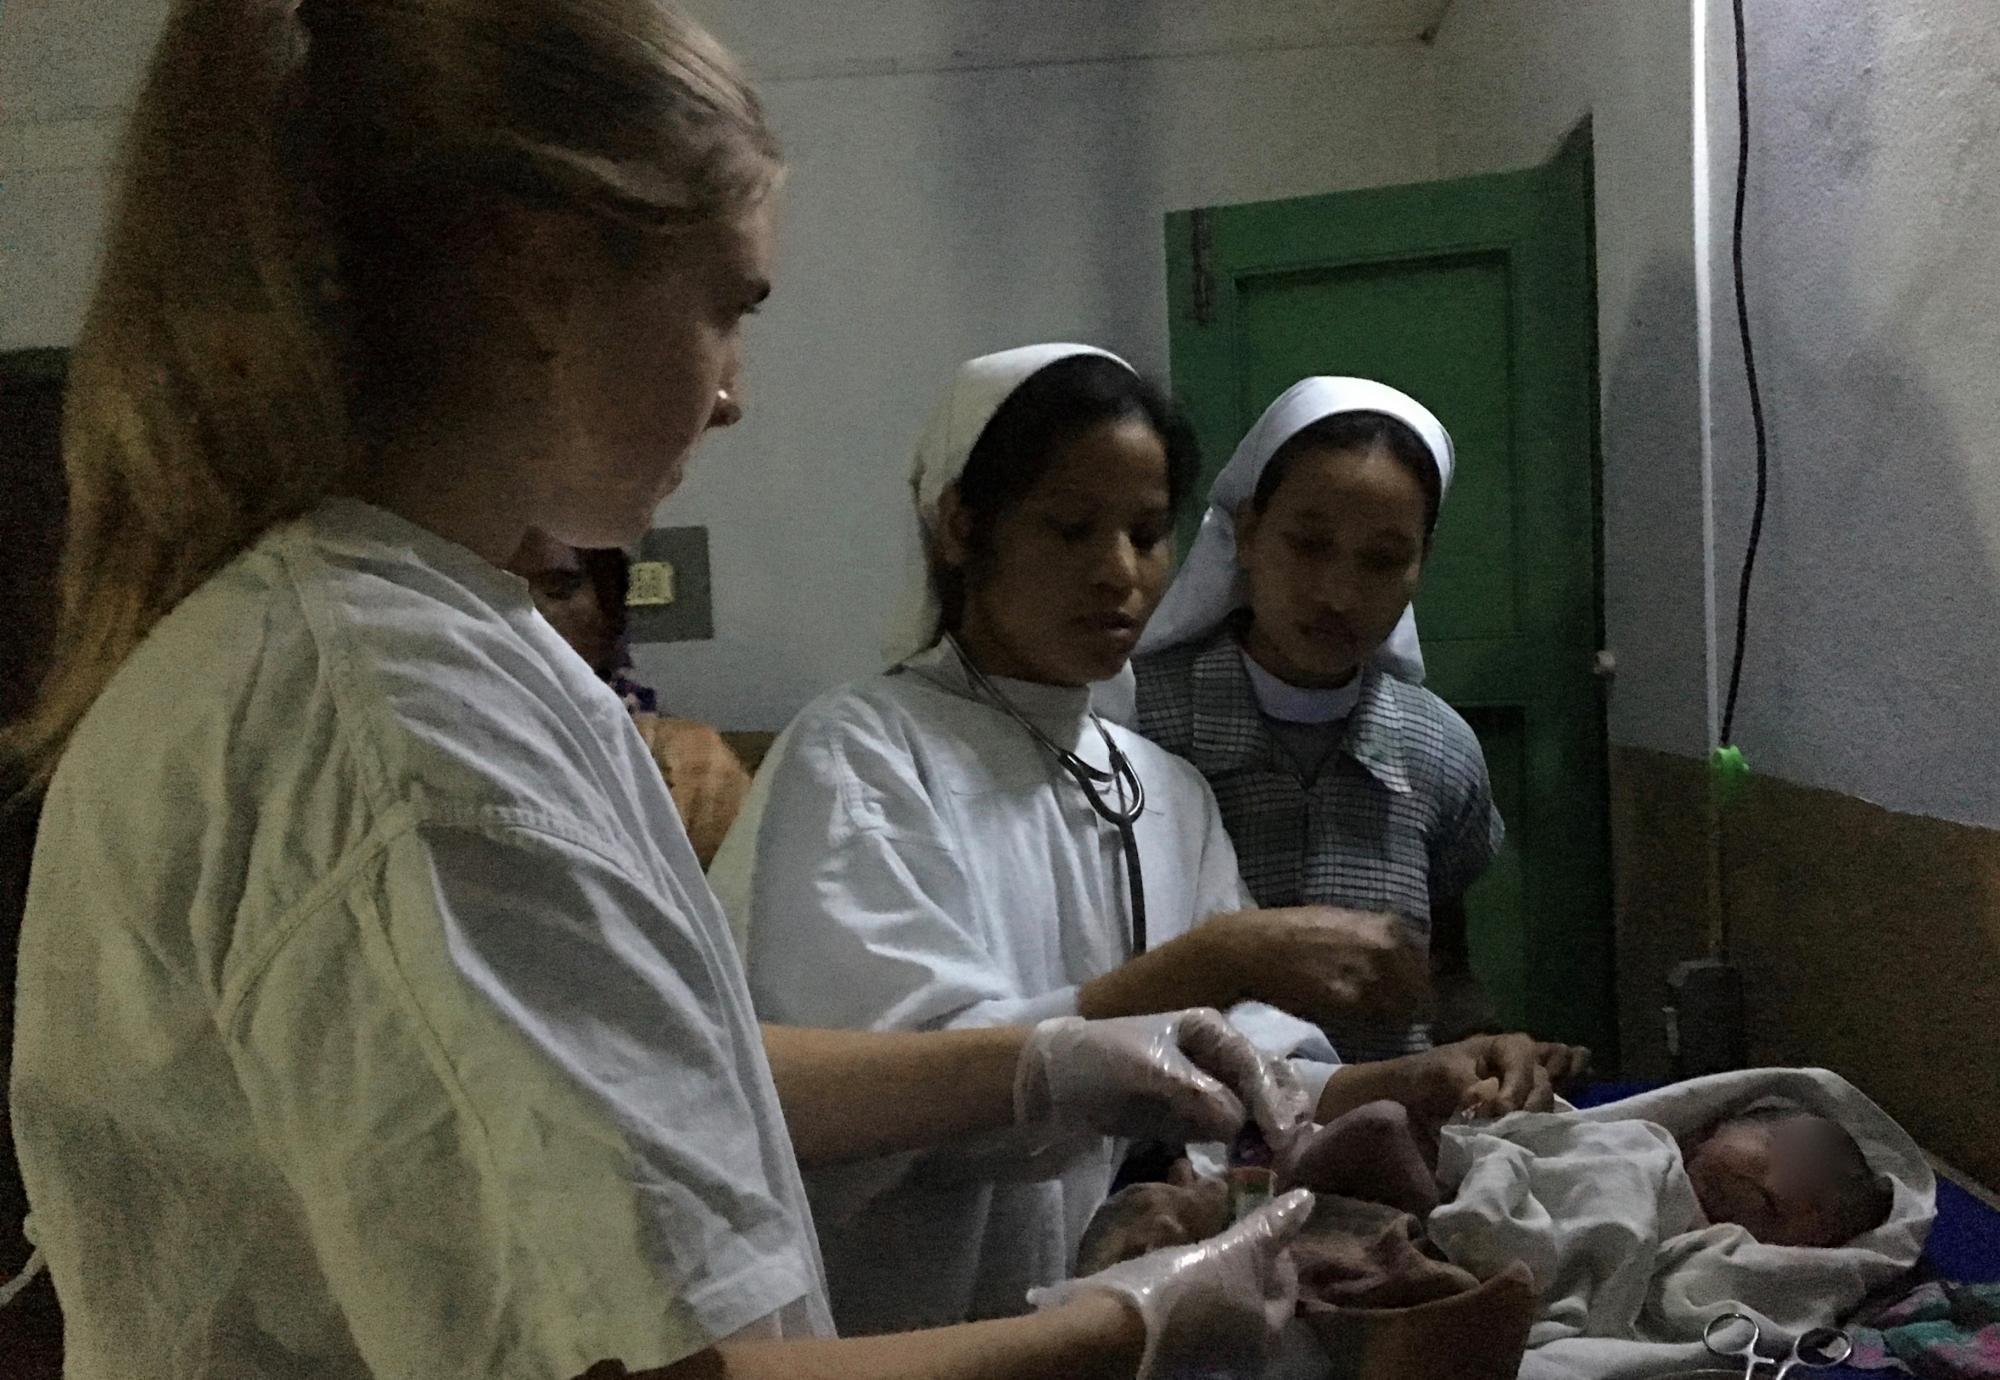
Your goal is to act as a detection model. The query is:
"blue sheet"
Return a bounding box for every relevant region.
[1925,1178,2000,1285]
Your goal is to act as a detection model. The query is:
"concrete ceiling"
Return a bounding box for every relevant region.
[693,1,1460,82]
[0,0,1457,128]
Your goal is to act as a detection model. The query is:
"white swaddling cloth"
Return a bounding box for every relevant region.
[1426,1067,1936,1380]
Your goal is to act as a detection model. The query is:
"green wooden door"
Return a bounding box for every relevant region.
[1165,127,1613,1061]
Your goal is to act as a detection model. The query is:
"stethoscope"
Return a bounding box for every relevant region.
[913,637,1150,955]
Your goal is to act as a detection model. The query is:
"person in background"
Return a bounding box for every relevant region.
[4,1,1320,1376]
[1121,379,1587,1076]
[509,529,751,866]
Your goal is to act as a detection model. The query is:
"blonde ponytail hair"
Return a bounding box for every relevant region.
[8,0,779,785]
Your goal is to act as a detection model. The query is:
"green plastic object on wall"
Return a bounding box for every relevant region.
[1709,744,1751,810]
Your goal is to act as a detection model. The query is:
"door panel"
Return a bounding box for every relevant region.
[1165,126,1614,1059]
[1238,252,1520,642]
[1459,704,1528,1025]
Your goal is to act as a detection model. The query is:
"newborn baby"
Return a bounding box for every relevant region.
[1078,1107,1522,1380]
[1429,1088,1909,1358]
[1680,1101,1891,1248]
[1077,1096,1893,1316]
[1078,1103,1478,1311]
[1078,1087,1912,1379]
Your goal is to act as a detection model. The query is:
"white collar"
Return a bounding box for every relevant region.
[903,639,1095,739]
[1239,645,1361,724]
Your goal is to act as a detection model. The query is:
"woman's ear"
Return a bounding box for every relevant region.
[492,204,587,361]
[934,485,974,570]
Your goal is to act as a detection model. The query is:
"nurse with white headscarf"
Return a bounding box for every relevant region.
[707,347,1514,1336]
[1124,379,1589,1075]
[1138,378,1450,682]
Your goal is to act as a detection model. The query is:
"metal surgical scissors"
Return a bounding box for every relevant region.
[1702,1312,1854,1379]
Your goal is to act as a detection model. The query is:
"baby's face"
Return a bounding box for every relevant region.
[1685,1117,1857,1248]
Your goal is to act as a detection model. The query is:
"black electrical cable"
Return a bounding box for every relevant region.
[1720,0,1770,747]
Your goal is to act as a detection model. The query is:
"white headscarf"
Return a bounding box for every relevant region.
[714,343,1133,950]
[881,342,1133,665]
[1137,376,1455,682]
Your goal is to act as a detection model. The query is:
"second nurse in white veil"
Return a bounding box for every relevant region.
[1128,379,1587,1071]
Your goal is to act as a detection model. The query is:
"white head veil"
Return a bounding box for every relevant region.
[1137,376,1456,681]
[881,342,1133,665]
[715,344,1134,951]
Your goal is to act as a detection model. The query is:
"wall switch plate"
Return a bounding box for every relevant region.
[627,527,712,643]
[628,560,674,607]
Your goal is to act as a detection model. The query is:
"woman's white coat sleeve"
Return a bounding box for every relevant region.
[223,820,817,1378]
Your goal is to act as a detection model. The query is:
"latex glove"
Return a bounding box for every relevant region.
[1028,1188,1313,1379]
[1247,1050,1314,1145]
[1016,1009,1304,1145]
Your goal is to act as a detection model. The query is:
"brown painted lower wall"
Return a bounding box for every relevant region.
[721,729,779,775]
[1610,745,2000,1191]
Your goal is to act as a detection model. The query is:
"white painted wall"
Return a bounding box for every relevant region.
[1430,0,2000,830]
[0,120,117,348]
[1701,0,2000,829]
[1430,0,1713,760]
[0,0,169,347]
[647,23,1442,725]
[1,1,1443,730]
[689,0,1451,79]
[13,1,1996,824]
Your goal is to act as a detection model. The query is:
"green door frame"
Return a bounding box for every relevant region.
[1161,126,1616,1060]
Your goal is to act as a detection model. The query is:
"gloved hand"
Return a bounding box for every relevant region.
[1028,1188,1313,1378]
[1016,1009,1308,1145]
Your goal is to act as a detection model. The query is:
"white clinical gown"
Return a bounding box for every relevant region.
[711,642,1338,1335]
[10,499,831,1380]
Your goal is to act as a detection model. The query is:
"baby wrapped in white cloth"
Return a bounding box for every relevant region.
[1430,1068,1935,1380]
[1077,1068,1935,1378]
